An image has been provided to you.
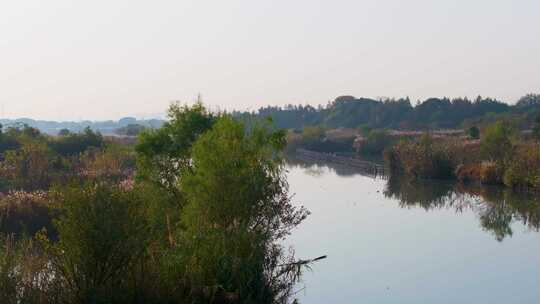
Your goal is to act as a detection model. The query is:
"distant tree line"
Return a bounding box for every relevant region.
[235,94,540,130]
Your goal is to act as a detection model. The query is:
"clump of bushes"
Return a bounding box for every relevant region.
[285,125,355,153]
[385,135,457,179]
[358,129,394,155]
[503,142,540,191]
[480,120,517,162]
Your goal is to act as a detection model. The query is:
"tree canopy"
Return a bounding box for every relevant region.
[236,94,539,131]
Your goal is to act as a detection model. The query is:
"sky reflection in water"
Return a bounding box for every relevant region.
[285,158,540,304]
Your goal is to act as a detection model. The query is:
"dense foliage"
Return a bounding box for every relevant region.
[179,117,307,303]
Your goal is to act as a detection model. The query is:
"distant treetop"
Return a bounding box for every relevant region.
[236,94,537,131]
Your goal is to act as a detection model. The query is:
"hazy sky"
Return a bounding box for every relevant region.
[1,0,539,120]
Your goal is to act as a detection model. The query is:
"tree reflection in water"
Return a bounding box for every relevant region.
[384,175,540,241]
[287,156,540,242]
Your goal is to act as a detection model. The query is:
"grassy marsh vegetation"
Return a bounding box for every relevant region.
[385,119,540,192]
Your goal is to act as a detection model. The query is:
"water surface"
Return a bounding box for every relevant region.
[286,158,540,304]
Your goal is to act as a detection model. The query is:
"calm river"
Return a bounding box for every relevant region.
[286,157,540,304]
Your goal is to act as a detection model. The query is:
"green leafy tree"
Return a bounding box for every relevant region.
[480,120,517,162]
[135,102,216,199]
[135,102,216,248]
[179,116,308,303]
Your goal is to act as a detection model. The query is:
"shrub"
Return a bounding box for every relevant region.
[46,183,151,303]
[503,143,540,190]
[385,136,455,179]
[360,129,393,155]
[480,120,517,162]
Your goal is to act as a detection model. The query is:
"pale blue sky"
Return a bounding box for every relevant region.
[1,0,539,120]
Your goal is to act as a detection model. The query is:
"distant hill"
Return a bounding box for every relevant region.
[0,117,164,135]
